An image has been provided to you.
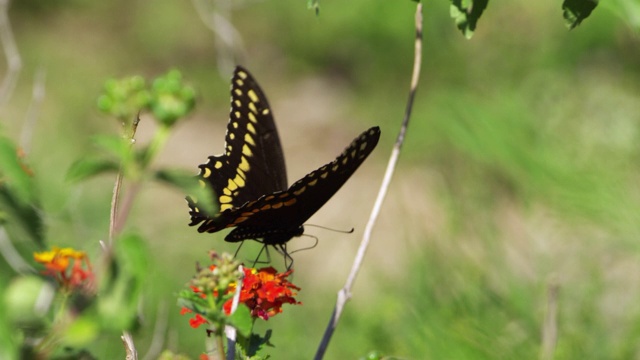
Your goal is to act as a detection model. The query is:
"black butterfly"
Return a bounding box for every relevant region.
[187,66,380,256]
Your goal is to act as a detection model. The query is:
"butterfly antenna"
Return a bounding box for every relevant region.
[289,234,320,255]
[304,224,355,234]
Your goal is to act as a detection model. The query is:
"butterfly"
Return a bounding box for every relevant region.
[187,66,380,257]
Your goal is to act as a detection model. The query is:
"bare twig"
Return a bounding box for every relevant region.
[108,116,140,245]
[191,0,246,75]
[20,67,46,155]
[121,331,138,360]
[141,302,169,360]
[224,264,244,360]
[540,277,559,360]
[314,3,424,359]
[0,0,22,107]
[0,227,35,273]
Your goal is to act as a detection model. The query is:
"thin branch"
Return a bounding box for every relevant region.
[108,116,140,245]
[20,67,46,154]
[0,227,35,273]
[225,264,244,360]
[141,302,169,360]
[121,331,138,360]
[191,0,246,75]
[0,0,22,107]
[314,3,423,359]
[540,277,559,360]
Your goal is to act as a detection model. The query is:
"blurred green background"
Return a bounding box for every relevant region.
[2,0,640,358]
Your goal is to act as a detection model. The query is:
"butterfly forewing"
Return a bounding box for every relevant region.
[188,66,287,231]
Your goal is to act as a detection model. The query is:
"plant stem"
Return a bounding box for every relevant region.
[314,2,424,359]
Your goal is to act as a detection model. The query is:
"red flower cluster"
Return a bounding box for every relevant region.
[182,266,301,328]
[33,247,94,293]
[226,267,301,321]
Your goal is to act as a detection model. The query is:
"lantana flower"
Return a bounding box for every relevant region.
[223,266,300,321]
[180,253,301,329]
[33,246,94,293]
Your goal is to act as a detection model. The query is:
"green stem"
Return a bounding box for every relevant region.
[142,124,170,167]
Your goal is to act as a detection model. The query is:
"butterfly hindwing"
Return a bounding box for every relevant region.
[224,126,381,245]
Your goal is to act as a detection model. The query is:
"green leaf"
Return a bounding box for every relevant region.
[0,136,35,203]
[227,305,252,337]
[563,0,598,29]
[241,329,274,358]
[450,0,489,39]
[61,315,100,347]
[307,0,320,15]
[92,134,132,160]
[0,136,43,247]
[66,157,120,182]
[154,169,217,215]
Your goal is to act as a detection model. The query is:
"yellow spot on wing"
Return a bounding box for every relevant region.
[261,205,272,210]
[239,156,250,172]
[204,167,212,177]
[236,79,244,86]
[198,179,205,187]
[219,195,233,204]
[247,89,259,102]
[233,173,246,187]
[248,112,257,123]
[332,165,339,171]
[247,123,256,134]
[237,71,247,79]
[248,102,258,114]
[308,179,318,186]
[234,111,241,119]
[242,144,253,156]
[221,204,232,211]
[230,133,235,140]
[234,100,241,107]
[320,172,328,179]
[234,89,242,96]
[223,187,231,195]
[245,133,255,146]
[227,178,238,191]
[293,186,306,196]
[272,202,283,209]
[284,198,297,206]
[262,109,270,115]
[360,142,367,151]
[232,121,239,129]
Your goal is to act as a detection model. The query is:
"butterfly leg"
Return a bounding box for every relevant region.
[233,240,246,259]
[251,244,271,268]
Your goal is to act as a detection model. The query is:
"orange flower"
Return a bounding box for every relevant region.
[33,247,94,293]
[189,314,209,328]
[223,267,301,320]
